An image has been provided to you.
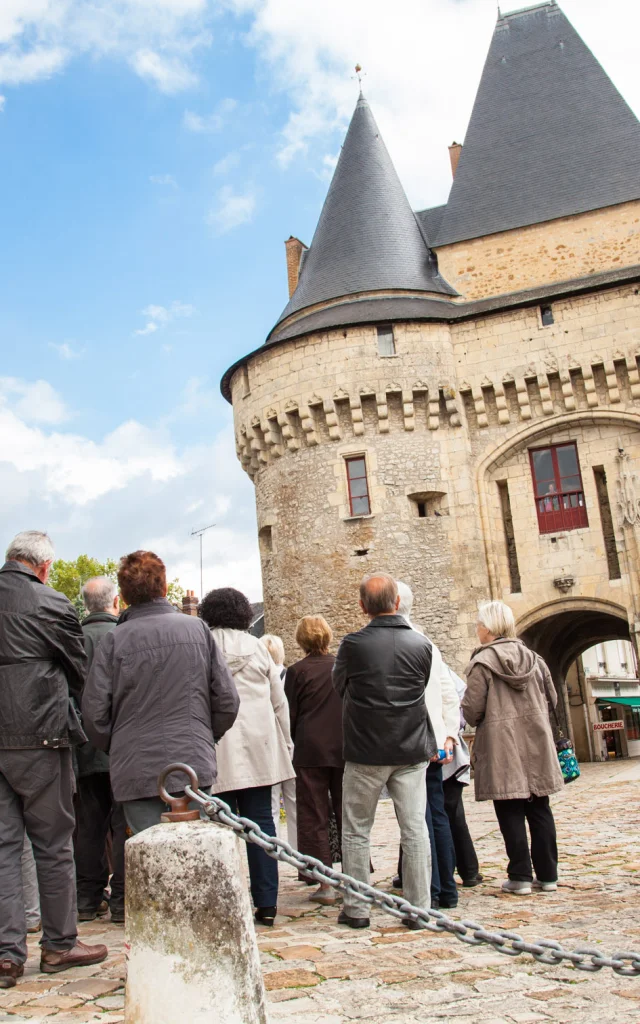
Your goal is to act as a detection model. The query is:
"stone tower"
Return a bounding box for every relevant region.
[222,1,640,712]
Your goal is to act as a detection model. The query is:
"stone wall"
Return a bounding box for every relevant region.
[229,278,640,672]
[435,200,640,301]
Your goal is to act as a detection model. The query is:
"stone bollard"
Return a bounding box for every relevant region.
[125,820,269,1024]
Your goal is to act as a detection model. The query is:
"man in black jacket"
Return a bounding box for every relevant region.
[333,573,436,929]
[75,577,126,924]
[0,532,107,989]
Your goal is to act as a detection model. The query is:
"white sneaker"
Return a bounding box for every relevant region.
[532,879,557,892]
[501,879,532,895]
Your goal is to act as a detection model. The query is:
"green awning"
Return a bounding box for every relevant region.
[596,697,640,708]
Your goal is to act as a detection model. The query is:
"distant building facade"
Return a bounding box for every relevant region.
[567,640,640,760]
[221,1,640,742]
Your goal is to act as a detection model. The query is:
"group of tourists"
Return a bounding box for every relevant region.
[0,529,564,989]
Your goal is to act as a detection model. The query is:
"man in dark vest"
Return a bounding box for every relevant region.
[333,573,435,929]
[75,577,125,924]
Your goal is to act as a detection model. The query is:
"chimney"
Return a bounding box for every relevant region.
[182,589,199,616]
[448,142,462,178]
[284,236,308,298]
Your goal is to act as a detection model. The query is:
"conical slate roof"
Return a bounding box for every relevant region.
[272,93,455,335]
[431,1,640,246]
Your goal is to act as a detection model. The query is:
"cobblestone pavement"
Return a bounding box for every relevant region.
[1,759,639,1022]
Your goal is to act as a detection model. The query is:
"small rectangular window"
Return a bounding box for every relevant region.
[417,501,427,518]
[529,441,588,533]
[540,305,554,327]
[345,456,371,517]
[377,325,395,356]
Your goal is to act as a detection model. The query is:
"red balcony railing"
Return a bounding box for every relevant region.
[535,490,588,534]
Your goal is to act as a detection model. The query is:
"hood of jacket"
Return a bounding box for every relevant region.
[467,638,538,692]
[211,627,261,676]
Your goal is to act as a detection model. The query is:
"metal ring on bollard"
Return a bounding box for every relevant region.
[157,763,202,822]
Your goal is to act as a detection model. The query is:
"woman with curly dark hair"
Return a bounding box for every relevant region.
[199,587,294,926]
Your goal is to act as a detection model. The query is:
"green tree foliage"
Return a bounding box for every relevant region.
[48,556,185,614]
[48,556,118,614]
[166,579,185,608]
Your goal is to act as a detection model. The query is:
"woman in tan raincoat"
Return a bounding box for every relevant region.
[462,600,563,896]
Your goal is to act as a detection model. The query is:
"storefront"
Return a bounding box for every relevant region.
[595,697,640,758]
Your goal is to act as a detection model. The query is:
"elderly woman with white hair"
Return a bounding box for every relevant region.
[462,600,563,895]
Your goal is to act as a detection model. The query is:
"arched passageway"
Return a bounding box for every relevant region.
[517,601,631,740]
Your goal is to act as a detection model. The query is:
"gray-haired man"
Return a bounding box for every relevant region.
[333,573,436,929]
[75,577,126,924]
[0,532,107,988]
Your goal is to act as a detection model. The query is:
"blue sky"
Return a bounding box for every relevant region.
[1,0,638,599]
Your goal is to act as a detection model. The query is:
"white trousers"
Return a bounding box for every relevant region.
[272,779,297,850]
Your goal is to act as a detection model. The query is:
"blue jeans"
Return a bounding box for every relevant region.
[217,786,279,909]
[427,763,458,907]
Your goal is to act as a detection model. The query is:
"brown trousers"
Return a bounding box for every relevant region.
[295,765,344,867]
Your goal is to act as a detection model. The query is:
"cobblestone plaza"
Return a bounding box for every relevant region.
[2,759,638,1023]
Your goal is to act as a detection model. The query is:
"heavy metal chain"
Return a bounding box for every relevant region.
[160,764,640,977]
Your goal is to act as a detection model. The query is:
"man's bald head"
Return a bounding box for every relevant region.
[359,573,399,617]
[82,577,118,615]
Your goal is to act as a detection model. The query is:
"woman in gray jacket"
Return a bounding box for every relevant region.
[462,600,563,896]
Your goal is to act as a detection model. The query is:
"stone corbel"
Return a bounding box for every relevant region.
[442,386,461,428]
[402,390,415,431]
[626,356,640,400]
[376,393,389,433]
[559,370,576,412]
[323,398,341,441]
[471,386,488,429]
[537,373,554,416]
[582,366,599,407]
[515,379,532,420]
[603,360,621,404]
[493,382,510,425]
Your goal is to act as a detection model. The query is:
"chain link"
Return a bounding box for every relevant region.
[164,772,639,978]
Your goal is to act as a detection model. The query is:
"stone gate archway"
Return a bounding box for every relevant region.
[517,598,631,740]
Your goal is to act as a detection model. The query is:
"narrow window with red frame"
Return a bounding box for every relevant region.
[346,456,371,516]
[529,442,588,534]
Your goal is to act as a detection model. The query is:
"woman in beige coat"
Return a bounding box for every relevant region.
[199,588,294,926]
[462,600,563,896]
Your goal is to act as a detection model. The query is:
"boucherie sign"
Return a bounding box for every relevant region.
[593,720,625,731]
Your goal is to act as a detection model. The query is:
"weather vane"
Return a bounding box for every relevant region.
[353,64,366,91]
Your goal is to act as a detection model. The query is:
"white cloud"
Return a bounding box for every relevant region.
[150,173,178,187]
[131,49,197,93]
[227,0,640,210]
[0,1,210,94]
[0,377,69,425]
[0,46,67,86]
[0,376,261,599]
[183,98,237,133]
[134,299,195,336]
[49,341,83,360]
[213,151,241,176]
[208,184,257,233]
[0,96,5,112]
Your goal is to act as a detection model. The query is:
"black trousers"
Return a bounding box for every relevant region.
[74,774,126,914]
[296,765,344,868]
[442,778,479,883]
[217,786,278,908]
[493,795,558,883]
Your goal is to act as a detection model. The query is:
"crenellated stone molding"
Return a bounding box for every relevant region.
[459,348,640,433]
[235,379,463,477]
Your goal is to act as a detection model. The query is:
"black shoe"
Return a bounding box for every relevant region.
[391,874,403,889]
[438,900,458,910]
[403,917,428,930]
[110,908,125,925]
[77,909,97,922]
[462,874,483,888]
[337,909,369,929]
[255,906,277,927]
[431,898,439,910]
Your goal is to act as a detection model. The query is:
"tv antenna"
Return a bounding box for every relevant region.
[190,523,216,599]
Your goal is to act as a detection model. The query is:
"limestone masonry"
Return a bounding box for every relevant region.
[221,1,640,737]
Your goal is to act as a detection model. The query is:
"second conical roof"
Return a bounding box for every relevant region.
[273,94,454,332]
